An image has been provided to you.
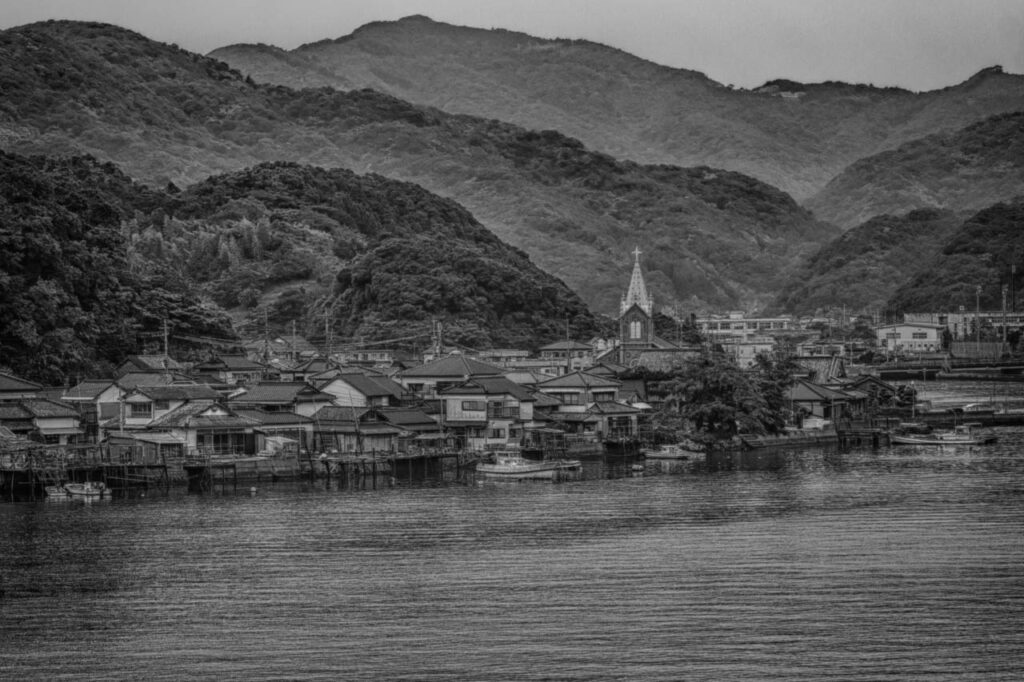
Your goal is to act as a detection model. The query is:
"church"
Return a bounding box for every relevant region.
[613,247,700,368]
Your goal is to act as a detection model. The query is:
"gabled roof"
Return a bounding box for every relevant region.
[309,406,369,424]
[583,362,628,377]
[20,399,79,419]
[118,355,183,372]
[439,376,535,401]
[148,401,257,429]
[130,385,221,401]
[63,379,115,400]
[117,372,196,389]
[234,409,313,425]
[230,382,334,404]
[787,379,857,403]
[377,408,439,431]
[399,354,503,378]
[536,371,621,390]
[845,375,897,392]
[529,391,564,408]
[0,403,31,420]
[0,371,42,393]
[319,373,404,399]
[196,355,266,371]
[588,401,642,415]
[539,340,594,351]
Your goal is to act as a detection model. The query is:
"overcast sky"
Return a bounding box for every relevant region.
[3,0,1023,90]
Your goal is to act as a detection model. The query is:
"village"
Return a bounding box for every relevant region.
[1,248,1022,499]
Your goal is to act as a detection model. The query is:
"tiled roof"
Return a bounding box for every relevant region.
[234,409,313,425]
[309,406,369,423]
[377,408,439,431]
[117,372,195,389]
[530,391,564,408]
[132,385,220,401]
[21,399,79,418]
[231,382,333,404]
[63,380,114,400]
[539,340,594,351]
[588,401,642,415]
[440,376,535,401]
[120,355,183,371]
[536,371,621,389]
[322,373,404,398]
[0,371,42,392]
[399,354,503,378]
[787,379,856,402]
[148,402,256,429]
[196,355,266,371]
[0,404,31,420]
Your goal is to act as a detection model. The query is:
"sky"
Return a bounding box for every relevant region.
[2,0,1023,90]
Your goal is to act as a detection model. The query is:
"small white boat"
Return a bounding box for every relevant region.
[641,443,701,460]
[476,452,581,480]
[61,481,108,498]
[891,423,997,446]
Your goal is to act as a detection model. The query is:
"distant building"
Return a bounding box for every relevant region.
[696,312,798,342]
[874,323,943,354]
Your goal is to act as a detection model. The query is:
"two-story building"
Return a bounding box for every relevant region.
[315,373,405,408]
[397,354,504,399]
[439,376,538,450]
[193,355,268,385]
[228,382,336,417]
[874,323,944,354]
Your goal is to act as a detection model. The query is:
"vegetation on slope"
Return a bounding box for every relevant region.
[210,15,1024,201]
[0,20,833,314]
[806,111,1024,229]
[888,200,1024,313]
[771,208,962,316]
[0,151,235,384]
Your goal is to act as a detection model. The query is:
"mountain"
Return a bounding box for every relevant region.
[770,208,963,316]
[805,112,1024,229]
[209,15,1024,201]
[0,151,236,384]
[150,161,604,350]
[0,150,604,379]
[0,20,832,315]
[888,200,1024,313]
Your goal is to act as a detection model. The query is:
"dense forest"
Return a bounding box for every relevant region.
[888,200,1024,312]
[0,152,235,384]
[0,152,603,383]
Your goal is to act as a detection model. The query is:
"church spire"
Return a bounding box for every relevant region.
[620,246,653,316]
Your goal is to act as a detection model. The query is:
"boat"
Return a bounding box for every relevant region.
[641,443,701,460]
[891,423,997,446]
[476,452,581,480]
[61,481,108,498]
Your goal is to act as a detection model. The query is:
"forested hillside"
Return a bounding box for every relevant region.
[0,20,833,314]
[0,152,235,384]
[805,112,1024,229]
[888,200,1024,312]
[210,15,1024,201]
[771,209,962,316]
[0,150,603,382]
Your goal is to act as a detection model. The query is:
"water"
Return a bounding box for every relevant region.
[3,412,1024,679]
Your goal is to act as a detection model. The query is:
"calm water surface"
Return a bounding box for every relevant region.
[2,385,1023,680]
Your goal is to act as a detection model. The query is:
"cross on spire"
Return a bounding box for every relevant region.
[632,246,642,261]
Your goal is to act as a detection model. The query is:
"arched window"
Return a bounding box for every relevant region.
[630,320,642,339]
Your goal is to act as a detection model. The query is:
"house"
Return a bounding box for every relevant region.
[586,400,643,441]
[105,431,187,467]
[535,371,621,409]
[0,371,42,401]
[233,409,315,454]
[786,379,862,425]
[538,340,595,372]
[146,401,258,456]
[64,373,202,440]
[100,384,222,436]
[0,399,84,444]
[334,348,395,366]
[308,406,406,454]
[376,407,444,450]
[283,357,338,382]
[192,355,268,385]
[315,373,405,408]
[397,354,503,398]
[115,354,184,377]
[875,323,944,354]
[228,382,336,416]
[439,376,538,451]
[841,375,899,410]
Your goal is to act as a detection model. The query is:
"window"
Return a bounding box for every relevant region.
[912,332,928,339]
[129,402,152,418]
[630,320,642,339]
[154,399,170,410]
[553,392,580,405]
[461,400,486,411]
[489,428,506,439]
[592,391,615,402]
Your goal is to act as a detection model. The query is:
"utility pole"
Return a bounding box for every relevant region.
[976,284,982,350]
[1002,285,1008,344]
[324,309,331,360]
[163,318,169,357]
[291,319,297,364]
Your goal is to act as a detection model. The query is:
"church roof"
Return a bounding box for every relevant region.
[620,246,653,316]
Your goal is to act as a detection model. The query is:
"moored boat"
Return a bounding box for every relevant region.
[891,423,997,446]
[61,481,107,497]
[641,443,702,460]
[476,452,581,480]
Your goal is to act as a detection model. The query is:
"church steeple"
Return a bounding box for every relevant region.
[620,246,653,316]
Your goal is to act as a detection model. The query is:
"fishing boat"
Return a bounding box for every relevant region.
[61,481,107,498]
[640,443,701,460]
[476,451,581,480]
[891,423,997,446]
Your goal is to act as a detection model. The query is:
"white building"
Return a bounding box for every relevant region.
[874,323,944,354]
